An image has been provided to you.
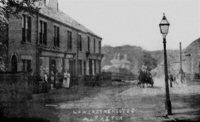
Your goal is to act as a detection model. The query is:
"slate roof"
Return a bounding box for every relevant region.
[186,38,200,49]
[39,6,102,39]
[184,37,200,54]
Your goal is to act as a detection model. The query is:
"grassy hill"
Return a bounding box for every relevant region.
[102,45,180,75]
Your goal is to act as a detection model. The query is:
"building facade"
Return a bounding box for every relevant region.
[0,0,103,82]
[184,38,200,78]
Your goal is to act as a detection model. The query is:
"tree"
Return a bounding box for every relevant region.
[0,0,40,72]
[142,51,157,71]
[0,0,40,23]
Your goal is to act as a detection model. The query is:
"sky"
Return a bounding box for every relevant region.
[58,0,200,51]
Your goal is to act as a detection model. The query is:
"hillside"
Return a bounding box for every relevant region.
[101,45,180,75]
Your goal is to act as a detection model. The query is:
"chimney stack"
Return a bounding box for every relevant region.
[48,0,59,11]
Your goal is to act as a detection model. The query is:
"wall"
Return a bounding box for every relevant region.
[8,13,37,73]
[184,38,200,78]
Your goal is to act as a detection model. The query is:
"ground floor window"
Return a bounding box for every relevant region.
[84,61,86,75]
[78,60,82,75]
[89,59,93,75]
[97,60,101,74]
[69,59,75,75]
[94,60,96,75]
[22,59,31,72]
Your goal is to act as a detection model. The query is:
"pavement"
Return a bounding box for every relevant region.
[2,78,200,122]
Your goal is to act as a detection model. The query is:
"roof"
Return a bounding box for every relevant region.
[185,37,200,54]
[186,37,200,49]
[39,6,102,39]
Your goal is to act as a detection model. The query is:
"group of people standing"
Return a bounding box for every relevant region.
[42,69,71,92]
[168,70,186,86]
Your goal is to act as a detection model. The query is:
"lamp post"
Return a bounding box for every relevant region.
[159,13,172,115]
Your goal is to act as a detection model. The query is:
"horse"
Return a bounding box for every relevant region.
[137,70,154,88]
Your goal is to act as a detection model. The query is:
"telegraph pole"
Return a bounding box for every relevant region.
[180,42,183,83]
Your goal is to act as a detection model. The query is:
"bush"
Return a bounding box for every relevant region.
[0,74,32,117]
[194,73,200,79]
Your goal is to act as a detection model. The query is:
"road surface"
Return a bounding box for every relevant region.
[3,78,200,122]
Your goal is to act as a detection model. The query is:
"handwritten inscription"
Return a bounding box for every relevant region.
[72,108,135,122]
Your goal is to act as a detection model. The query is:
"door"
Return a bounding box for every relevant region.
[50,59,56,87]
[11,55,17,73]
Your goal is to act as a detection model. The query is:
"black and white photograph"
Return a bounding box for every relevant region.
[0,0,200,122]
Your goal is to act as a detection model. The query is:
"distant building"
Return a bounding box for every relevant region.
[0,0,103,81]
[184,37,200,78]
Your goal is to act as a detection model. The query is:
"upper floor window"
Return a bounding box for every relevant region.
[67,31,72,50]
[22,14,31,43]
[78,34,82,51]
[54,25,60,47]
[98,41,101,54]
[88,36,90,52]
[39,20,47,46]
[94,38,96,53]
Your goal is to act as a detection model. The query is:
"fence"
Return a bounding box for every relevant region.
[0,72,32,103]
[0,72,28,84]
[101,72,137,81]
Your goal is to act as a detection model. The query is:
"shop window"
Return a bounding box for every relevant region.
[84,61,86,75]
[78,60,82,75]
[69,59,75,75]
[89,59,93,75]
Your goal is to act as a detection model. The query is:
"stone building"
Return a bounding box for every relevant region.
[0,0,103,81]
[184,37,200,78]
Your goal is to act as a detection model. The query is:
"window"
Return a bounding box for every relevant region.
[89,59,93,75]
[88,36,90,52]
[94,60,96,75]
[39,20,47,45]
[84,61,86,75]
[98,60,101,73]
[78,60,82,75]
[44,0,47,5]
[78,34,82,51]
[67,31,72,50]
[22,14,31,43]
[22,59,31,72]
[69,59,75,75]
[11,55,17,73]
[54,25,60,47]
[94,39,96,53]
[99,41,101,54]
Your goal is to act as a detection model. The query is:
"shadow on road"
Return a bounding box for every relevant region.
[163,119,200,122]
[161,92,200,122]
[1,117,50,122]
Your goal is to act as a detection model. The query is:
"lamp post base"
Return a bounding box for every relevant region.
[165,99,172,115]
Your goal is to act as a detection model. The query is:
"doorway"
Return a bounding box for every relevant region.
[11,55,17,73]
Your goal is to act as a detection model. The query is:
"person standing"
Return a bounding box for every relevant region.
[63,70,70,88]
[50,70,55,89]
[43,72,49,92]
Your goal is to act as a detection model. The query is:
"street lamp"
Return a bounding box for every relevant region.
[159,13,172,115]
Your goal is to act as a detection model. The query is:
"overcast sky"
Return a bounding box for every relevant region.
[59,0,200,51]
